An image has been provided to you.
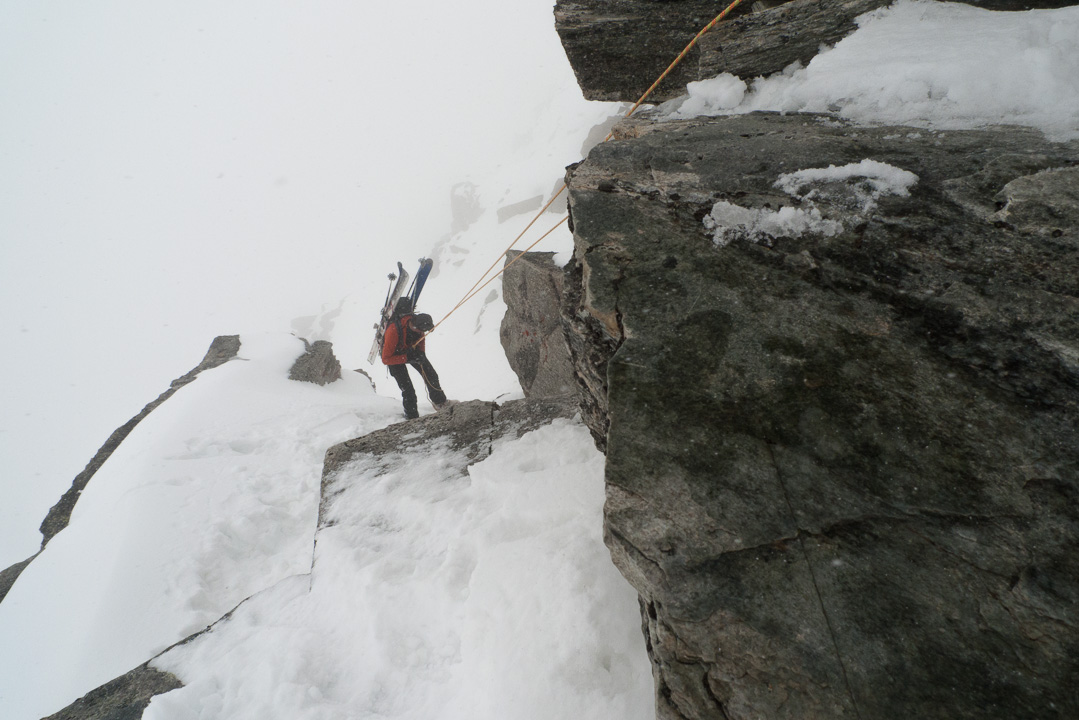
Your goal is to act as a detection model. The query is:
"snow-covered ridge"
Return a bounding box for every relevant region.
[0,334,398,719]
[0,335,648,720]
[146,397,650,720]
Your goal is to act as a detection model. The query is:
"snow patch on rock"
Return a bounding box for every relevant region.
[704,159,915,247]
[704,202,842,248]
[777,159,919,213]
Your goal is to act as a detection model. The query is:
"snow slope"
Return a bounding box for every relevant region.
[0,335,398,718]
[146,409,651,720]
[0,334,651,719]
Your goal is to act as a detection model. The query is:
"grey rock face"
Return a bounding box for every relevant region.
[43,665,182,720]
[554,0,1079,102]
[499,251,579,399]
[320,396,581,529]
[563,112,1079,719]
[0,555,36,604]
[38,335,242,547]
[697,0,887,83]
[554,0,732,103]
[289,338,343,385]
[993,166,1079,234]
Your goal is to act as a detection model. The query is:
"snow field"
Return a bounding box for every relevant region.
[146,418,652,720]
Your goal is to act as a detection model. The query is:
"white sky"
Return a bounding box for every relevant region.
[0,0,615,568]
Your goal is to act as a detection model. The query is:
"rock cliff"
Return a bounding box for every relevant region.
[560,111,1079,718]
[499,250,579,399]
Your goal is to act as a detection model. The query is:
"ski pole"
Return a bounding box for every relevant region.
[382,272,397,308]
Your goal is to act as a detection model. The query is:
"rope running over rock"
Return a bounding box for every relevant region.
[427,0,750,336]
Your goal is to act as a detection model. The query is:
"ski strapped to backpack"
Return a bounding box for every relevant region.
[367,258,433,364]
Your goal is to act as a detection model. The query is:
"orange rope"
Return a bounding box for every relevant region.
[446,186,567,318]
[615,0,750,132]
[425,216,569,337]
[431,0,747,331]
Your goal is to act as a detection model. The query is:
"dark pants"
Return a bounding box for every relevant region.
[387,355,447,419]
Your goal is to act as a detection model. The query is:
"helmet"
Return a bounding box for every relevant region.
[411,313,434,332]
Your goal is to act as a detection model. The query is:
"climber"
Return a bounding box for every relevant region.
[381,297,448,419]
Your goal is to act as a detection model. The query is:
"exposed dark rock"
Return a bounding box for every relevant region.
[554,0,1079,102]
[43,664,182,720]
[41,589,265,720]
[562,111,1079,719]
[0,554,37,604]
[555,0,745,103]
[697,0,887,83]
[560,249,624,452]
[320,397,581,529]
[499,251,579,398]
[993,166,1079,234]
[38,335,241,548]
[324,400,496,481]
[289,338,342,385]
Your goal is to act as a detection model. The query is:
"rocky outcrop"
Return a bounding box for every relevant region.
[554,0,1079,102]
[0,555,36,604]
[499,251,578,399]
[289,339,342,385]
[697,0,886,83]
[43,665,182,720]
[321,396,581,518]
[554,0,738,103]
[561,112,1079,719]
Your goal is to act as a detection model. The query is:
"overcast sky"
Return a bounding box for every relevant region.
[0,0,610,568]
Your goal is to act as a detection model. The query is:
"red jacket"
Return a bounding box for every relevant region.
[381,314,426,365]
